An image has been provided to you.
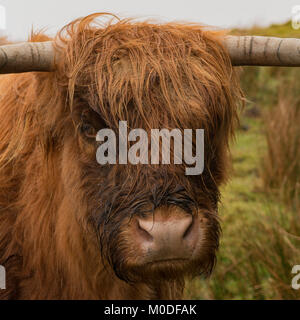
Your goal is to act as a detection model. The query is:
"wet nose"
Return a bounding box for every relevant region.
[136,209,197,261]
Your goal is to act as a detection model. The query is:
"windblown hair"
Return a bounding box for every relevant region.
[0,13,243,299]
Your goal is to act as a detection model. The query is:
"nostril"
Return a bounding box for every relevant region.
[182,216,194,239]
[137,219,154,242]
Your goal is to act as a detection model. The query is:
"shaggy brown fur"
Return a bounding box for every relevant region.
[0,13,243,299]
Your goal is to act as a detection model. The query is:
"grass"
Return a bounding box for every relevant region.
[261,96,300,206]
[184,21,300,300]
[231,20,300,38]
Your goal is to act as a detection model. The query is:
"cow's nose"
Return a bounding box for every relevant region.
[136,210,197,262]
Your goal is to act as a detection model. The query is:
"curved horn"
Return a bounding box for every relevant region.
[0,41,55,73]
[225,36,300,66]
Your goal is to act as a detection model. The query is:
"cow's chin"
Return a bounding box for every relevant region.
[114,253,217,283]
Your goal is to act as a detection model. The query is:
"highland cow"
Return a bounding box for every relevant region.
[0,13,298,300]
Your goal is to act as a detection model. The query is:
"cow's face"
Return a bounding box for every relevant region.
[58,21,241,283]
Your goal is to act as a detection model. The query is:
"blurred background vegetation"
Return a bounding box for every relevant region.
[185,20,300,299]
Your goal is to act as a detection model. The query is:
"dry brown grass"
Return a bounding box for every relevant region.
[261,94,300,207]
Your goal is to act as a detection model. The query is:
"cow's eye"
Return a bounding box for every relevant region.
[80,122,97,139]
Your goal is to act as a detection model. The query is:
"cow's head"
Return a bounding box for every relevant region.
[53,14,242,283]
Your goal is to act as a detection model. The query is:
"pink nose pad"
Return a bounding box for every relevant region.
[136,211,197,261]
